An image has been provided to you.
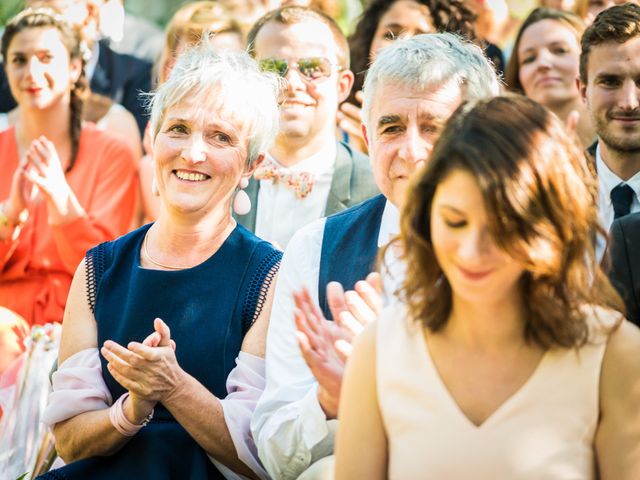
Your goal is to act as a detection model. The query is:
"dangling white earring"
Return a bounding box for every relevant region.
[151,177,159,197]
[233,177,251,215]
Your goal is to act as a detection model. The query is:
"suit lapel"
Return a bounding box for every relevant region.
[234,177,260,231]
[324,141,352,215]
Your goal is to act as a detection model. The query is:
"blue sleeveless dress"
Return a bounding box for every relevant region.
[42,223,281,480]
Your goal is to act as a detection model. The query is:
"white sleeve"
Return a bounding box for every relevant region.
[42,348,112,427]
[211,352,268,480]
[250,218,337,480]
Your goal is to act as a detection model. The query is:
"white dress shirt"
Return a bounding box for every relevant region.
[251,200,399,480]
[254,142,336,249]
[596,144,640,259]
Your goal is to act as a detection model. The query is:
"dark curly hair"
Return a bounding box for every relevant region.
[395,94,623,348]
[348,0,477,102]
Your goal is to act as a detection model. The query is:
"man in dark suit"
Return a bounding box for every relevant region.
[579,4,640,259]
[238,6,378,249]
[609,213,640,326]
[0,0,151,137]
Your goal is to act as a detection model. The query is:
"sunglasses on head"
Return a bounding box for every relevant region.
[258,57,341,81]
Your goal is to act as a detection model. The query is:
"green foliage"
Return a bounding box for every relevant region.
[15,473,30,480]
[0,0,23,28]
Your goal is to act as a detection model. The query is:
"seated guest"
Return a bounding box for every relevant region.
[140,0,244,224]
[336,95,640,479]
[241,6,379,249]
[505,8,594,148]
[39,43,282,480]
[609,212,640,326]
[250,33,500,479]
[0,0,153,138]
[578,4,640,259]
[340,0,482,153]
[0,8,138,361]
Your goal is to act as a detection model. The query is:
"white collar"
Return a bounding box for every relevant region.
[268,141,337,177]
[378,199,400,247]
[596,143,640,206]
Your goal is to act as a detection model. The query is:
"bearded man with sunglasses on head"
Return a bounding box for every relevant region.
[240,6,378,249]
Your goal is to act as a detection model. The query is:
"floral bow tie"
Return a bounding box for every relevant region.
[253,159,314,199]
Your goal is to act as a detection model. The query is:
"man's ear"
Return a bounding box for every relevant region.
[361,123,369,151]
[578,76,588,106]
[246,153,265,177]
[337,69,355,104]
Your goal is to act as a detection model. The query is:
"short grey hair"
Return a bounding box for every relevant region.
[147,41,282,167]
[362,33,501,132]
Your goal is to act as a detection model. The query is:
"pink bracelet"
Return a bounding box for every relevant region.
[109,392,154,437]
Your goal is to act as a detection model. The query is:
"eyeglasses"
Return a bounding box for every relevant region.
[258,57,341,81]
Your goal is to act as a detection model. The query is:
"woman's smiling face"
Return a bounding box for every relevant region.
[153,97,251,216]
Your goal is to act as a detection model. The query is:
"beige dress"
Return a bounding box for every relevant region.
[376,305,616,480]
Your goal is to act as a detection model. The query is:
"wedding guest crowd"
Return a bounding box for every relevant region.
[0,1,638,479]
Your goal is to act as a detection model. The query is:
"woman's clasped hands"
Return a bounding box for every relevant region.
[101,318,182,423]
[6,136,85,226]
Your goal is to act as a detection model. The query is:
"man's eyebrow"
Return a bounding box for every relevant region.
[377,115,401,128]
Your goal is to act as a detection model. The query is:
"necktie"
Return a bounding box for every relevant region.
[253,158,314,199]
[610,183,635,220]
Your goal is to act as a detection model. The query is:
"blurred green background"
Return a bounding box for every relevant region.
[0,0,360,31]
[0,1,193,27]
[0,0,23,25]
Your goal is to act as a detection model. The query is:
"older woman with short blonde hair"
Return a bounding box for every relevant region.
[40,44,282,480]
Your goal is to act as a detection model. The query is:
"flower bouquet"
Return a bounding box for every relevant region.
[0,323,61,479]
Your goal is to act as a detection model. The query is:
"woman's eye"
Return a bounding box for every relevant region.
[521,55,535,65]
[213,132,231,144]
[168,124,187,134]
[444,219,467,228]
[383,30,398,41]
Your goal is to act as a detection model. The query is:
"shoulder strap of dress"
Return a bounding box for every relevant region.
[85,241,112,314]
[241,246,283,336]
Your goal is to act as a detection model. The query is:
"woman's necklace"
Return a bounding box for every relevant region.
[143,230,192,270]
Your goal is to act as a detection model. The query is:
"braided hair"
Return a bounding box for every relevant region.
[1,8,88,172]
[347,0,477,103]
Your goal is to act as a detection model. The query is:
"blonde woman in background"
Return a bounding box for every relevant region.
[505,7,594,148]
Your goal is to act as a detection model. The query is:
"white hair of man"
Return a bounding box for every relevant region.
[361,32,501,132]
[148,40,283,167]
